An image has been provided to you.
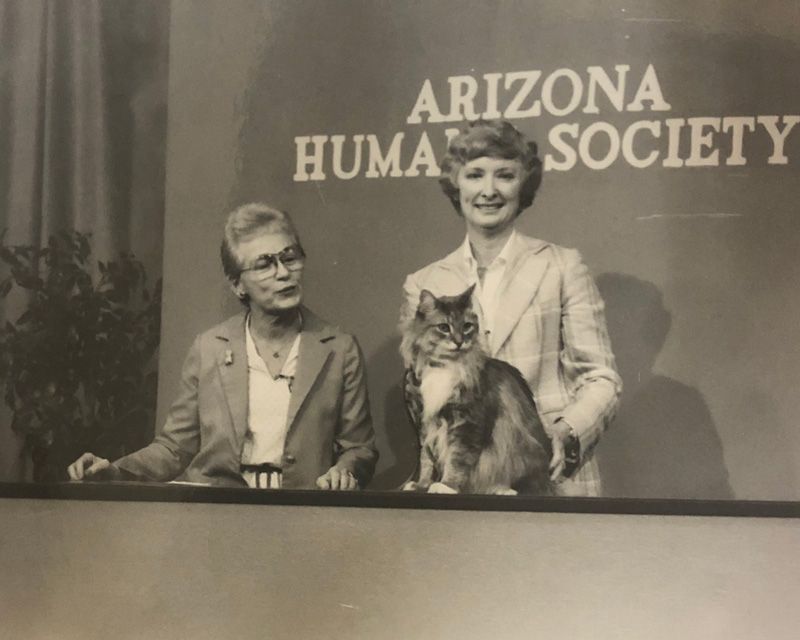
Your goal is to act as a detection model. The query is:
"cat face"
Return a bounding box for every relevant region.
[414,286,480,362]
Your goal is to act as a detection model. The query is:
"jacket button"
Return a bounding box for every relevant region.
[283,454,296,464]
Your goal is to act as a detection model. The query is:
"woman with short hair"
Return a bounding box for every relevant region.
[69,203,378,490]
[400,120,621,496]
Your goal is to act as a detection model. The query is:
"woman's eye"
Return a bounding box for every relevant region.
[437,324,451,333]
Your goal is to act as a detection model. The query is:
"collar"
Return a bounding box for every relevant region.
[461,229,517,271]
[216,306,336,345]
[245,313,301,378]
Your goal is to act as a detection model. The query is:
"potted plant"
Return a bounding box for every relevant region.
[0,230,161,481]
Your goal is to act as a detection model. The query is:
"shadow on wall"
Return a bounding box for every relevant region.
[596,273,734,500]
[366,336,419,491]
[365,273,737,498]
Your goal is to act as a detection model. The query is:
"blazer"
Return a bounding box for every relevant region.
[401,232,621,496]
[113,308,378,489]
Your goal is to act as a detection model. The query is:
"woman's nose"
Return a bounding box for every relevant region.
[480,176,498,197]
[274,259,290,278]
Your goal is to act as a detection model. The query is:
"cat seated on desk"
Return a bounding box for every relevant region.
[400,285,552,495]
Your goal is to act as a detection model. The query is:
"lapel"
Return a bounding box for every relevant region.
[214,312,250,451]
[489,234,551,355]
[430,245,490,333]
[285,306,336,435]
[433,244,474,293]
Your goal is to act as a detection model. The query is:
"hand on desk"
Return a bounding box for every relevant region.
[67,453,122,481]
[68,454,360,489]
[315,466,359,490]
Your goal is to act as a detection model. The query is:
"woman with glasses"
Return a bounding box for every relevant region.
[68,203,378,490]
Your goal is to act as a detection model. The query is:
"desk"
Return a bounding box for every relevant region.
[1,483,799,639]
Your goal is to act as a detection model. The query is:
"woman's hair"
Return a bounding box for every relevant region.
[220,202,301,283]
[438,119,543,216]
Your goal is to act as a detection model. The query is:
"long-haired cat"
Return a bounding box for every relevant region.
[400,285,552,495]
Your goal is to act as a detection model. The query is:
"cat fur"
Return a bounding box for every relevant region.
[400,286,553,495]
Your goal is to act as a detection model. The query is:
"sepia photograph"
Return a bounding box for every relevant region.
[2,1,799,638]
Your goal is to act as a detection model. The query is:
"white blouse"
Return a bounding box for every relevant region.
[240,317,301,487]
[461,230,516,337]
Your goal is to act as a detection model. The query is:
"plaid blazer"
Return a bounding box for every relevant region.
[401,232,621,496]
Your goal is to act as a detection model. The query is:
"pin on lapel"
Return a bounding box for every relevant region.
[224,349,234,366]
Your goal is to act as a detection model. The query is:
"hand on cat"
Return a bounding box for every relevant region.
[549,437,566,482]
[67,453,122,481]
[316,466,359,490]
[548,420,574,482]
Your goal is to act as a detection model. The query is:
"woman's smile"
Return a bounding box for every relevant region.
[474,201,504,211]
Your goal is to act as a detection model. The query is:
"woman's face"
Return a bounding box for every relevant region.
[233,230,304,314]
[456,156,525,235]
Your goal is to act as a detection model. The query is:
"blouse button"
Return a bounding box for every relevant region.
[283,453,296,465]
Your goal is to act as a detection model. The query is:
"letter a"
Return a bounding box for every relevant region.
[628,64,671,112]
[407,79,446,124]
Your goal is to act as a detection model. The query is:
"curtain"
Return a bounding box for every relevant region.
[0,0,170,480]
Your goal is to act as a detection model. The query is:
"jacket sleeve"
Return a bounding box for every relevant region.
[398,272,423,368]
[332,335,379,486]
[113,336,202,481]
[555,249,622,455]
[399,273,421,325]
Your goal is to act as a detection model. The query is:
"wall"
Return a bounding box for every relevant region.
[159,0,800,498]
[1,497,799,639]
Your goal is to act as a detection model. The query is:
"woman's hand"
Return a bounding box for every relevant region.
[67,453,121,481]
[549,435,566,482]
[548,420,576,482]
[315,466,359,490]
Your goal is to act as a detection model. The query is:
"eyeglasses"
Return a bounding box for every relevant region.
[239,245,306,279]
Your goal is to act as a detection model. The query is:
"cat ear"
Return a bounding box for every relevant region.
[458,284,476,307]
[417,289,437,316]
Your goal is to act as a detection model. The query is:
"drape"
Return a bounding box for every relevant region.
[0,0,170,480]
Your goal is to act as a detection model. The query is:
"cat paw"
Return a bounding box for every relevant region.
[490,487,518,496]
[401,481,419,491]
[428,482,458,494]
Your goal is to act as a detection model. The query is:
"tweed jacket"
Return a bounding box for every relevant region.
[113,308,378,489]
[401,232,621,496]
